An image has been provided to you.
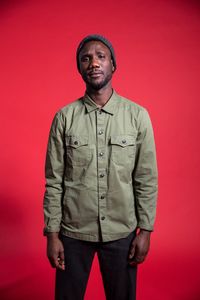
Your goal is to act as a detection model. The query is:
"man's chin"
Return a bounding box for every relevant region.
[86,81,105,90]
[84,74,112,91]
[90,83,105,90]
[88,77,112,90]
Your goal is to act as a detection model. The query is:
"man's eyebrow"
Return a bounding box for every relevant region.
[79,53,90,59]
[80,51,91,56]
[80,50,107,56]
[96,50,106,54]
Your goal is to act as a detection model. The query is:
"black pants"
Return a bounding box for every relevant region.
[55,232,137,300]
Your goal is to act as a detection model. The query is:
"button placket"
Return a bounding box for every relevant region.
[96,110,107,227]
[98,129,104,135]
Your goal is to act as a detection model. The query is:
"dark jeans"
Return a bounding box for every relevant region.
[55,231,137,300]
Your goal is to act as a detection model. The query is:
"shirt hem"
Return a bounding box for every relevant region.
[60,225,137,242]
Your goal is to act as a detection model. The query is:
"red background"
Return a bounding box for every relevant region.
[0,0,200,299]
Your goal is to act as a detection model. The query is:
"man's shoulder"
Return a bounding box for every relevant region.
[116,93,147,114]
[61,97,84,111]
[55,97,84,117]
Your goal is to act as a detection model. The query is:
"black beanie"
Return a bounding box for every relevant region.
[76,34,116,72]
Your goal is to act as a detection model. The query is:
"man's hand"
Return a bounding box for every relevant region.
[128,229,151,266]
[47,233,65,271]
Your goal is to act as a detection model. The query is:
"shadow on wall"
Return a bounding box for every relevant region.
[0,193,45,291]
[0,194,27,255]
[0,272,54,300]
[0,0,26,9]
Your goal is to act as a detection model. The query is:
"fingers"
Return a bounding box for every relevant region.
[128,231,151,266]
[129,254,146,266]
[47,237,65,271]
[48,255,58,268]
[129,240,136,260]
[60,250,65,261]
[128,239,146,266]
[58,250,65,270]
[57,255,65,271]
[48,251,65,271]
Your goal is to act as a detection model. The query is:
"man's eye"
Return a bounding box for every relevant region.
[98,54,105,59]
[81,57,90,62]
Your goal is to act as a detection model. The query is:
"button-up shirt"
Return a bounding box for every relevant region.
[43,90,158,242]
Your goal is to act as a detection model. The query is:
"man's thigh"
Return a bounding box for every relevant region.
[97,231,137,300]
[55,235,96,300]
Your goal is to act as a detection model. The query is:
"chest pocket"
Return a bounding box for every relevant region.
[65,136,92,166]
[110,135,136,166]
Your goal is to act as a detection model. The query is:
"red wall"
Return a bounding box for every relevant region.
[1,0,200,299]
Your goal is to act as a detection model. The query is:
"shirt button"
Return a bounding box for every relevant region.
[100,173,105,178]
[74,140,78,145]
[99,110,102,114]
[101,216,105,220]
[100,195,105,199]
[99,152,104,157]
[122,139,126,144]
[98,130,103,135]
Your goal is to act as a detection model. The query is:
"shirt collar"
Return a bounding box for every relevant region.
[83,90,120,115]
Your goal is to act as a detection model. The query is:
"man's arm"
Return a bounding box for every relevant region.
[129,108,158,265]
[43,111,66,270]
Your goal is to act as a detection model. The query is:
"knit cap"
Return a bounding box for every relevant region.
[76,34,116,72]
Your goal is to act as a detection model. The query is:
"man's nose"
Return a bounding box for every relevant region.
[89,57,100,68]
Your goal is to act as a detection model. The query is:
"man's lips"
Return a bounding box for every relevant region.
[88,71,103,78]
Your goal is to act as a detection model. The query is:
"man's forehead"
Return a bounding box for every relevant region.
[80,40,111,54]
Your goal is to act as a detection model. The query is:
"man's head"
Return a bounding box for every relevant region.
[76,34,116,91]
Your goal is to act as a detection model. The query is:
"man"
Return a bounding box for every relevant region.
[43,34,158,300]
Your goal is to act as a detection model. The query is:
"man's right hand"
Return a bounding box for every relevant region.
[47,232,65,271]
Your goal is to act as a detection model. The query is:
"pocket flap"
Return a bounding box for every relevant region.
[65,136,89,148]
[110,135,136,147]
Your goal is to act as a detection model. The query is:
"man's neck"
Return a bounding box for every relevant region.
[86,85,113,107]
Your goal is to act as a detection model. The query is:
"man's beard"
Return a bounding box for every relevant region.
[83,73,112,90]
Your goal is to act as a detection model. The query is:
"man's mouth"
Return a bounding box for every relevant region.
[88,71,103,78]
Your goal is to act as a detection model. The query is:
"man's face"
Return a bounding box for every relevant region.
[78,41,115,90]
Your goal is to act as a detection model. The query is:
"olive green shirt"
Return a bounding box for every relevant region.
[43,90,158,242]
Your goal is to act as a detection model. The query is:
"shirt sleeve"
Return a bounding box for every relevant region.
[132,108,158,231]
[43,111,65,235]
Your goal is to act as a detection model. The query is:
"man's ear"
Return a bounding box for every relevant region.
[111,59,115,72]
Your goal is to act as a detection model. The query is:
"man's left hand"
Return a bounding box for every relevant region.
[128,229,151,266]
